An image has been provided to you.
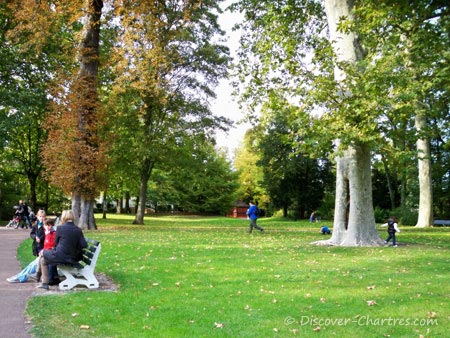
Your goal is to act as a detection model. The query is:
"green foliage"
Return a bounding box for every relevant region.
[374,207,389,224]
[170,143,240,214]
[22,214,450,337]
[232,0,450,225]
[255,93,334,219]
[101,1,232,219]
[234,130,269,207]
[391,207,419,226]
[315,190,335,221]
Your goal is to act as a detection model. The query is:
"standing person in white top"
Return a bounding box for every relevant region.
[381,216,400,247]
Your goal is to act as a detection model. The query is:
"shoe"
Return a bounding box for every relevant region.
[393,245,398,247]
[48,279,61,286]
[6,277,19,283]
[36,283,49,290]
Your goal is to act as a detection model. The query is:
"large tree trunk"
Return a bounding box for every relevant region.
[72,0,103,230]
[314,0,383,246]
[80,197,97,229]
[415,112,433,227]
[401,33,433,227]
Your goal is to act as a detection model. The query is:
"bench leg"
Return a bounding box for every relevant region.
[58,267,99,290]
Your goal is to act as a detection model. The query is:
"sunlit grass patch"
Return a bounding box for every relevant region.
[21,215,450,337]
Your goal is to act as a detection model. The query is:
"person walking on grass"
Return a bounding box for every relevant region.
[381,216,400,247]
[246,201,264,234]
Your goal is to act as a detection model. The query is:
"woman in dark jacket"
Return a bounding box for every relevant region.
[36,210,87,290]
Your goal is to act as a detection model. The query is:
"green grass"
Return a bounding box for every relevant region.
[20,215,449,337]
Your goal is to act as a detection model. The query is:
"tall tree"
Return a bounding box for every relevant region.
[107,0,230,224]
[256,92,333,218]
[353,0,450,226]
[321,0,382,246]
[233,0,384,245]
[0,1,54,210]
[8,0,107,229]
[43,0,105,229]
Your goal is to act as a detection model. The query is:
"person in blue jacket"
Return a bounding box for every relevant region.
[320,226,331,235]
[246,201,264,234]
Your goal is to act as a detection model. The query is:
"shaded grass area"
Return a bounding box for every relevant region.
[21,215,449,337]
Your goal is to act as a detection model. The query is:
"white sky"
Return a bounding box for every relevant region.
[211,1,251,159]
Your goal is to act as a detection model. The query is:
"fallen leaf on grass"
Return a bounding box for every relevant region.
[214,322,224,329]
[71,313,79,317]
[313,326,321,332]
[366,300,377,306]
[367,285,376,290]
[428,311,437,318]
[80,325,90,330]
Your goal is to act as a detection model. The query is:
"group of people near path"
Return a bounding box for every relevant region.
[6,208,88,290]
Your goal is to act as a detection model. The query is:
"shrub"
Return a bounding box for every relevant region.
[374,207,389,223]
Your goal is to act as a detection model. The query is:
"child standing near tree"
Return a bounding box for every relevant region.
[381,216,400,247]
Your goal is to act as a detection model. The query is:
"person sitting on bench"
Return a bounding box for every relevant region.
[36,210,87,290]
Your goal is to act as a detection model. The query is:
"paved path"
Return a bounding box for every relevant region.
[0,227,34,338]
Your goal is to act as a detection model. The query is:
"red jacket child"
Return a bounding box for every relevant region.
[43,219,56,251]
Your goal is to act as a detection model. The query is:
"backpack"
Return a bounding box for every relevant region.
[254,206,261,217]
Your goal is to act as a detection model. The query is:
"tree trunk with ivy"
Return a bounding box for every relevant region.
[70,0,104,229]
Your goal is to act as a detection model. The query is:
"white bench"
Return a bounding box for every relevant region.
[58,238,101,290]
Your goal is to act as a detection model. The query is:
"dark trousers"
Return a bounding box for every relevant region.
[386,232,397,245]
[248,218,263,233]
[49,264,58,282]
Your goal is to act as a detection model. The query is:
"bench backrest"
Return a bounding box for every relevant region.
[81,238,101,268]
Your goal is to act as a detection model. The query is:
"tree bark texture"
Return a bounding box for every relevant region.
[415,112,433,227]
[313,0,383,246]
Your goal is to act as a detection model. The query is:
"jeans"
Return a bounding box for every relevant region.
[10,257,39,282]
[386,232,397,245]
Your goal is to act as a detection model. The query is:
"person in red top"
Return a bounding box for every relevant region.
[36,219,60,285]
[43,218,56,250]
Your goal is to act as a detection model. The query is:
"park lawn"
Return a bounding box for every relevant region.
[21,215,449,338]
